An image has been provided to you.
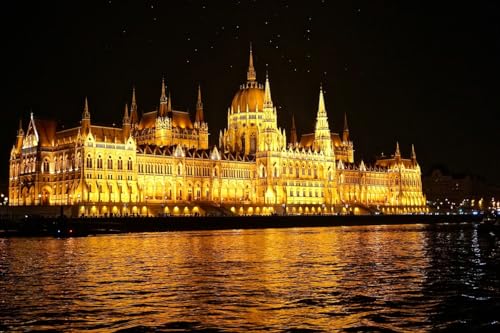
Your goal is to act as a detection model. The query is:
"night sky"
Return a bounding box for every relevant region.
[2,1,499,188]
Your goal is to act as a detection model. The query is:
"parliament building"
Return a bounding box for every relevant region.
[9,48,427,216]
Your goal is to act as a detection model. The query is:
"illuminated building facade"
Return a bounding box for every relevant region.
[9,48,426,216]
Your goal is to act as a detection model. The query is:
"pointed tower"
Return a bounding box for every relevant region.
[167,91,172,113]
[16,118,24,151]
[263,71,273,109]
[82,97,91,135]
[130,86,139,126]
[342,112,350,142]
[247,43,256,83]
[159,77,168,117]
[290,114,297,145]
[122,103,131,140]
[394,141,401,161]
[195,84,204,123]
[314,85,332,154]
[411,144,417,162]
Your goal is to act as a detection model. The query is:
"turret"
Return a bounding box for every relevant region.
[195,84,204,123]
[130,86,139,126]
[263,71,273,109]
[290,114,297,145]
[159,77,168,117]
[82,97,91,135]
[394,141,401,161]
[411,144,417,162]
[16,118,24,151]
[122,103,131,139]
[314,85,332,155]
[247,43,256,82]
[167,91,172,113]
[342,112,350,142]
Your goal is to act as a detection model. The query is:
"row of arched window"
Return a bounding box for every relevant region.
[278,162,329,179]
[86,155,133,171]
[14,153,83,175]
[221,168,251,179]
[289,189,324,198]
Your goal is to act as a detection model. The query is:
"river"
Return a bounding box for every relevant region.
[1,223,499,332]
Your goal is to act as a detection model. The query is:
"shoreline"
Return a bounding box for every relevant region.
[0,214,488,237]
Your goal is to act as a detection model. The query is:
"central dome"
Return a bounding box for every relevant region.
[230,44,267,113]
[231,84,264,113]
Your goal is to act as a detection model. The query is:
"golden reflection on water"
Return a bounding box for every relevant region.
[0,225,434,331]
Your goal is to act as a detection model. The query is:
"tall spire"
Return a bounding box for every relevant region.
[247,43,256,82]
[342,112,350,142]
[159,77,168,116]
[130,86,138,125]
[17,118,24,136]
[167,91,172,112]
[81,97,91,135]
[314,85,332,154]
[161,76,167,100]
[290,114,297,145]
[195,84,204,123]
[82,96,90,119]
[122,103,131,139]
[318,84,327,116]
[263,71,273,108]
[411,144,416,160]
[132,85,137,105]
[395,141,401,158]
[123,103,129,123]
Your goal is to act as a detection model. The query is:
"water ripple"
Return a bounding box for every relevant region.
[1,224,499,332]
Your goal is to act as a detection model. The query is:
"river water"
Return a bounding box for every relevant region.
[1,223,499,332]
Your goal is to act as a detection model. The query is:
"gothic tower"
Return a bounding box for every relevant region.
[313,86,332,155]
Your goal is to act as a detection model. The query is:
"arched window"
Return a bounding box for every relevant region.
[127,158,133,171]
[250,134,256,154]
[107,156,113,169]
[117,157,123,170]
[43,158,49,173]
[86,155,92,168]
[97,155,103,169]
[241,134,246,154]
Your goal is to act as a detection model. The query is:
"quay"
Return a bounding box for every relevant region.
[0,213,487,237]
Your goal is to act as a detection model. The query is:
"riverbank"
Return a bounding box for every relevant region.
[0,213,488,237]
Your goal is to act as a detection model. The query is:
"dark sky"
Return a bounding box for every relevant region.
[2,1,499,187]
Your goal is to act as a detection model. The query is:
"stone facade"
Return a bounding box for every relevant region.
[9,48,427,216]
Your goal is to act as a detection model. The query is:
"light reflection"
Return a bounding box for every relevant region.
[1,225,496,332]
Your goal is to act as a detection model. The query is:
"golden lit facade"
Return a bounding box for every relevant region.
[9,48,426,216]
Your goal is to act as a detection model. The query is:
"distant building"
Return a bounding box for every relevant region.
[423,167,500,206]
[8,47,426,216]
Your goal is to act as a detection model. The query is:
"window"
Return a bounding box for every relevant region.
[97,156,103,169]
[86,155,92,168]
[241,135,246,154]
[250,134,256,154]
[43,159,49,173]
[127,158,133,170]
[107,156,113,170]
[118,157,123,170]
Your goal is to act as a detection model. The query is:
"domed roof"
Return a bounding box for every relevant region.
[231,84,264,113]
